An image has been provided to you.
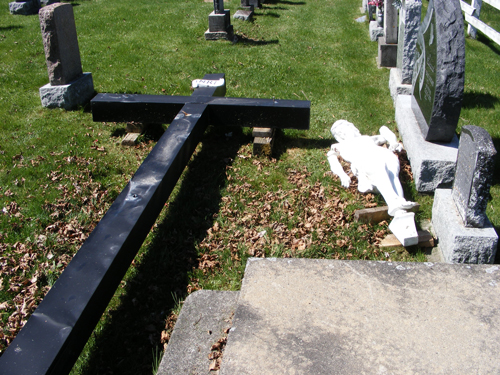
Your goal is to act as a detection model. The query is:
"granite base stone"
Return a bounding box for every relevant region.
[39,72,94,110]
[369,20,383,41]
[9,0,40,15]
[377,36,397,67]
[395,95,458,192]
[205,26,235,41]
[389,68,412,106]
[432,189,498,264]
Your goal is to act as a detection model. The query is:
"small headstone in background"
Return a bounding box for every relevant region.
[9,0,40,15]
[411,0,465,143]
[206,0,235,41]
[40,3,82,85]
[241,0,261,9]
[432,126,498,264]
[452,126,497,228]
[389,0,422,103]
[377,0,398,67]
[40,0,59,7]
[38,3,94,109]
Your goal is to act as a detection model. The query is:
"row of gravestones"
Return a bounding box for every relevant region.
[366,0,498,263]
[9,0,57,15]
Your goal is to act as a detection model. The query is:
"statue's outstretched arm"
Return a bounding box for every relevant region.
[379,126,403,152]
[327,149,351,188]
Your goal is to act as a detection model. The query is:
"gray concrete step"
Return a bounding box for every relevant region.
[160,258,500,374]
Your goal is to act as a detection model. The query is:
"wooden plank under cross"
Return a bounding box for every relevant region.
[0,73,310,375]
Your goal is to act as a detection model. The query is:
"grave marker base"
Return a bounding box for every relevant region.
[39,72,95,110]
[432,189,498,263]
[369,20,383,41]
[389,68,412,106]
[377,36,397,68]
[395,95,458,192]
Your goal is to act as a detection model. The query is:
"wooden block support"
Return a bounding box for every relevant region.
[379,230,435,248]
[253,127,274,138]
[354,204,421,224]
[253,128,275,156]
[122,132,140,146]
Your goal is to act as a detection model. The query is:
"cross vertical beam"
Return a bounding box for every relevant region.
[0,74,226,375]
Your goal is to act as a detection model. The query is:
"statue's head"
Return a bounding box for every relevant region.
[330,120,361,142]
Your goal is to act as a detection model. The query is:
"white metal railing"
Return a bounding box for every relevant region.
[460,0,500,45]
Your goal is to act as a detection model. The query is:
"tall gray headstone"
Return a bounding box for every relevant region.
[411,0,465,143]
[39,3,83,85]
[397,0,422,84]
[38,3,94,109]
[452,126,497,228]
[384,0,398,44]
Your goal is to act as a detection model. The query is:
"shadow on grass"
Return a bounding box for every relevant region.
[462,91,499,109]
[0,26,23,32]
[476,33,500,56]
[264,0,306,5]
[236,34,279,45]
[77,126,249,375]
[254,11,281,18]
[273,133,331,159]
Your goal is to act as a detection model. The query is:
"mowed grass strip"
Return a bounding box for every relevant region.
[0,0,499,373]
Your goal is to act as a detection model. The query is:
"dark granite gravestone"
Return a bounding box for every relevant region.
[452,126,497,228]
[206,0,235,41]
[411,0,465,143]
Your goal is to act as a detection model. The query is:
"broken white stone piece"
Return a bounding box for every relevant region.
[389,211,418,246]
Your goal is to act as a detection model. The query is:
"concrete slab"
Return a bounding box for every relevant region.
[221,258,500,374]
[395,95,458,192]
[158,290,239,375]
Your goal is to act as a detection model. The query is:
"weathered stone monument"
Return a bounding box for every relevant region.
[377,0,398,67]
[389,0,422,102]
[38,3,94,109]
[395,0,465,192]
[205,0,235,41]
[432,126,498,263]
[9,0,40,15]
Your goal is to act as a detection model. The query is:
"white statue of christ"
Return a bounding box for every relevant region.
[327,120,419,246]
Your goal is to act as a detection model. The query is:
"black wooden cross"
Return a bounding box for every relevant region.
[0,73,309,375]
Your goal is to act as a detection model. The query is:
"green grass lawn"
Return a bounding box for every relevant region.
[0,0,499,373]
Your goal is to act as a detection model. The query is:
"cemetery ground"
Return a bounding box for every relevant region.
[0,0,499,373]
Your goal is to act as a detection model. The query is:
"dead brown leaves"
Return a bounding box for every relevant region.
[0,155,115,355]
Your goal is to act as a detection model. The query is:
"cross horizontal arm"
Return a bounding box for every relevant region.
[92,94,310,130]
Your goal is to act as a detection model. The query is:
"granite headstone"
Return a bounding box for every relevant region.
[411,0,465,143]
[452,126,497,228]
[39,3,83,85]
